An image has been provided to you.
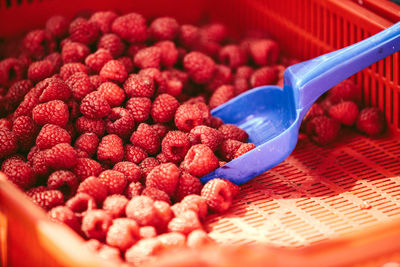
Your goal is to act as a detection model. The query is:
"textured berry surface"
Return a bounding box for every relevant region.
[99,60,127,83]
[134,46,161,69]
[2,158,35,189]
[139,157,160,178]
[106,107,135,139]
[66,192,97,215]
[250,66,278,87]
[183,52,215,84]
[111,12,147,43]
[106,218,139,251]
[98,33,126,58]
[146,163,180,196]
[12,116,37,151]
[142,187,171,204]
[45,15,69,39]
[80,91,111,119]
[62,41,90,63]
[47,170,79,198]
[167,210,202,235]
[234,143,256,158]
[31,190,64,210]
[74,133,99,157]
[38,77,71,103]
[66,71,94,101]
[45,143,78,169]
[32,100,69,127]
[89,11,118,34]
[188,125,222,152]
[130,123,160,155]
[97,82,125,107]
[97,134,124,164]
[27,60,54,83]
[48,206,80,232]
[125,145,147,164]
[77,176,108,203]
[125,97,151,123]
[75,116,105,137]
[328,101,359,126]
[327,79,362,105]
[85,48,112,73]
[201,178,232,213]
[161,130,190,164]
[125,182,144,199]
[124,74,155,98]
[180,144,219,177]
[209,85,235,109]
[69,17,99,45]
[150,17,179,41]
[306,115,341,145]
[175,172,202,201]
[218,124,248,142]
[98,170,127,195]
[356,107,386,136]
[82,209,112,240]
[174,103,211,132]
[102,194,129,218]
[151,94,179,123]
[125,196,157,226]
[36,124,71,150]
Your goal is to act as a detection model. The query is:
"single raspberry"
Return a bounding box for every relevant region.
[89,75,104,89]
[85,49,112,73]
[74,133,99,157]
[142,187,171,204]
[75,116,106,137]
[151,94,179,123]
[134,46,162,69]
[219,44,247,69]
[154,41,178,67]
[130,123,161,155]
[103,194,129,218]
[139,226,157,239]
[306,115,341,145]
[98,170,127,195]
[45,15,69,39]
[125,238,163,266]
[38,77,71,103]
[32,100,69,127]
[174,103,211,132]
[61,41,90,63]
[36,124,71,150]
[219,139,242,160]
[188,125,222,152]
[0,127,17,158]
[124,74,155,98]
[201,178,233,213]
[206,65,233,92]
[25,186,46,198]
[82,209,112,240]
[12,116,37,151]
[60,62,88,81]
[111,12,147,43]
[151,124,170,140]
[328,101,359,126]
[125,196,158,226]
[77,176,108,204]
[218,124,248,142]
[6,80,32,107]
[177,195,208,220]
[249,39,279,66]
[106,107,135,139]
[167,210,202,235]
[179,24,200,49]
[99,60,127,83]
[153,200,173,231]
[45,143,78,169]
[139,157,160,178]
[180,144,219,177]
[13,91,39,119]
[1,157,35,189]
[161,79,183,97]
[31,190,64,211]
[80,91,111,119]
[22,30,55,59]
[303,103,325,123]
[48,206,80,232]
[66,192,97,216]
[69,17,99,45]
[145,163,180,196]
[186,229,214,248]
[125,145,148,164]
[0,119,11,130]
[201,23,227,43]
[149,17,179,41]
[89,11,118,33]
[47,170,79,198]
[27,60,54,83]
[97,33,126,58]
[97,134,124,164]
[113,161,141,183]
[209,85,235,109]
[161,131,190,163]
[327,79,362,105]
[157,232,186,250]
[236,65,254,79]
[125,97,151,123]
[183,52,216,84]
[106,218,140,251]
[209,116,224,129]
[0,58,24,88]
[234,143,256,158]
[356,107,386,136]
[156,152,169,164]
[250,66,278,87]
[175,172,202,201]
[125,182,144,199]
[31,150,50,176]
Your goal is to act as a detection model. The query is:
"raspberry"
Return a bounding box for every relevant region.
[31,190,64,211]
[174,103,211,132]
[178,194,208,220]
[89,11,118,33]
[180,144,219,177]
[45,143,78,169]
[209,85,235,109]
[80,91,111,119]
[201,178,233,213]
[149,17,179,41]
[32,100,69,127]
[179,24,200,49]
[106,107,135,139]
[157,232,186,249]
[6,80,32,107]
[61,41,90,63]
[151,123,170,140]
[22,30,55,59]
[186,229,214,248]
[134,47,162,69]
[139,157,160,178]
[13,90,40,118]
[249,39,279,66]
[99,60,127,83]
[209,116,224,129]
[31,150,50,176]
[175,172,202,201]
[234,143,256,158]
[250,66,278,87]
[236,65,254,79]
[44,53,62,73]
[151,94,179,123]
[111,12,147,43]
[74,133,99,157]
[0,58,24,88]
[130,123,160,155]
[218,124,248,142]
[48,206,80,232]
[1,157,35,189]
[328,101,359,126]
[201,23,227,43]
[303,103,325,123]
[0,128,17,158]
[82,209,112,240]
[206,65,233,92]
[125,238,163,265]
[25,186,47,198]
[306,115,341,145]
[97,134,124,164]
[167,210,202,235]
[155,41,178,67]
[153,200,173,231]
[142,187,171,204]
[12,116,37,151]
[38,77,71,103]
[145,163,180,196]
[77,176,108,204]
[219,139,242,160]
[124,74,155,98]
[219,44,247,69]
[60,62,88,81]
[327,79,362,105]
[36,124,71,150]
[125,182,144,199]
[0,119,11,130]
[356,107,386,136]
[188,125,222,152]
[197,35,221,58]
[139,226,157,239]
[75,116,105,136]
[97,33,126,58]
[103,194,129,218]
[161,131,190,163]
[27,60,54,83]
[85,49,112,73]
[66,192,97,216]
[89,75,104,89]
[45,15,69,39]
[98,170,127,195]
[47,170,79,198]
[125,196,158,226]
[106,218,140,251]
[183,52,215,84]
[156,152,169,164]
[69,17,99,45]
[125,145,148,164]
[113,161,141,183]
[125,97,151,123]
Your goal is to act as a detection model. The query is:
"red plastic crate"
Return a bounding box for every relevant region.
[1,0,400,266]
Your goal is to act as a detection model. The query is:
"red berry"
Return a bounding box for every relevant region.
[179,24,200,49]
[69,17,99,45]
[145,163,180,196]
[1,157,35,189]
[45,15,69,39]
[45,143,78,169]
[134,46,162,69]
[124,74,155,98]
[102,194,129,218]
[167,210,202,235]
[97,33,126,58]
[31,150,50,176]
[0,58,24,88]
[130,123,161,155]
[234,143,256,158]
[111,13,147,43]
[126,97,152,122]
[5,80,32,107]
[306,115,341,145]
[77,176,108,204]
[38,77,71,103]
[97,134,124,164]
[48,206,80,232]
[89,75,104,89]
[236,65,254,79]
[219,139,243,160]
[206,65,233,92]
[356,107,386,136]
[75,116,105,137]
[327,79,362,105]
[250,66,278,87]
[153,200,173,232]
[183,52,216,84]
[61,62,89,81]
[151,94,179,123]
[99,170,127,195]
[25,186,47,198]
[249,39,279,66]
[179,194,208,220]
[82,209,112,240]
[125,196,158,226]
[32,100,69,127]
[201,178,233,213]
[219,44,247,69]
[174,103,211,132]
[117,57,134,73]
[188,125,223,152]
[155,41,178,67]
[303,103,325,122]
[186,229,214,248]
[66,192,97,216]
[80,91,111,119]
[106,107,135,139]
[27,60,54,83]
[12,116,37,151]
[0,119,11,130]
[45,52,63,73]
[209,116,224,129]
[209,85,235,109]
[74,133,99,157]
[149,17,179,41]
[329,101,359,126]
[139,157,160,178]
[89,11,118,34]
[106,218,140,251]
[151,123,170,140]
[31,190,64,210]
[22,30,55,59]
[125,145,148,164]
[175,172,202,201]
[65,72,95,103]
[113,161,141,183]
[142,187,171,204]
[161,131,190,163]
[156,152,169,164]
[218,124,248,142]
[0,128,17,158]
[62,41,90,63]
[99,60,127,83]
[85,48,112,73]
[201,23,227,43]
[181,144,219,177]
[36,124,71,150]
[125,182,144,199]
[47,170,79,198]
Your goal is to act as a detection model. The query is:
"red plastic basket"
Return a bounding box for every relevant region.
[1,0,400,266]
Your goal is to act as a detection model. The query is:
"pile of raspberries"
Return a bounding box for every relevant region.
[0,10,386,265]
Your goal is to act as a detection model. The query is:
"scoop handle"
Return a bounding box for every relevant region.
[284,21,400,119]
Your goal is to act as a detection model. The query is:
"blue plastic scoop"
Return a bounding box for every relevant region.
[201,22,400,185]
